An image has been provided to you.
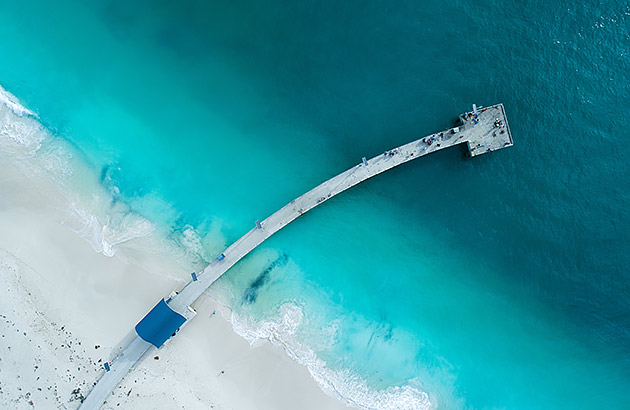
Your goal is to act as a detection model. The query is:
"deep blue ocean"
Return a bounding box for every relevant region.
[1,0,629,408]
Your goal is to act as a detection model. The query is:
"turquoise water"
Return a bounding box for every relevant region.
[1,0,629,408]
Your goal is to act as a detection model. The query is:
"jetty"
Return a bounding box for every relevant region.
[79,104,513,409]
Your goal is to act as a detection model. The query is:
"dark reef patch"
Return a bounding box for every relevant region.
[243,253,288,304]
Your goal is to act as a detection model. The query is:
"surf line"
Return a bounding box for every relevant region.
[80,103,513,409]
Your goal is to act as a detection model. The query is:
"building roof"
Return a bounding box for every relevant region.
[134,299,186,348]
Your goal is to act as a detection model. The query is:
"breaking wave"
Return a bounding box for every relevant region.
[0,84,206,272]
[229,302,434,410]
[0,85,36,118]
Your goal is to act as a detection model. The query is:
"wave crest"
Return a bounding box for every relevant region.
[0,87,45,152]
[0,84,191,265]
[230,303,433,410]
[0,85,36,117]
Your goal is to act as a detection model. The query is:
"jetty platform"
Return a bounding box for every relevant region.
[79,104,513,409]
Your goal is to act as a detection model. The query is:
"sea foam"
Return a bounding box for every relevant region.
[0,85,36,118]
[0,84,197,272]
[229,302,433,410]
[0,85,44,151]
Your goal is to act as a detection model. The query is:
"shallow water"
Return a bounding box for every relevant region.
[1,0,629,408]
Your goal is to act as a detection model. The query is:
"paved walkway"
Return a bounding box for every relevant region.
[80,337,153,409]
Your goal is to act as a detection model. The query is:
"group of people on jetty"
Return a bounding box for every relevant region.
[463,111,480,124]
[422,136,437,146]
[383,148,400,157]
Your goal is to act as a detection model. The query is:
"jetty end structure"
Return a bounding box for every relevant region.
[80,103,513,409]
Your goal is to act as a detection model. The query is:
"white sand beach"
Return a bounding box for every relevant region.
[0,93,349,409]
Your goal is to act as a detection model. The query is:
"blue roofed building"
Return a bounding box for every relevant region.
[134,299,187,348]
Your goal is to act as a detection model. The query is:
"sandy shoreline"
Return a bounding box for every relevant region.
[0,138,350,409]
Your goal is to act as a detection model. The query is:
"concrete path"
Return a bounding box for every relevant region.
[80,337,153,409]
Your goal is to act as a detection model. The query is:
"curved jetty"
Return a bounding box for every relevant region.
[80,103,513,409]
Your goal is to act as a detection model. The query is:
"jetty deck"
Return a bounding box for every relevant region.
[461,104,513,156]
[80,103,513,410]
